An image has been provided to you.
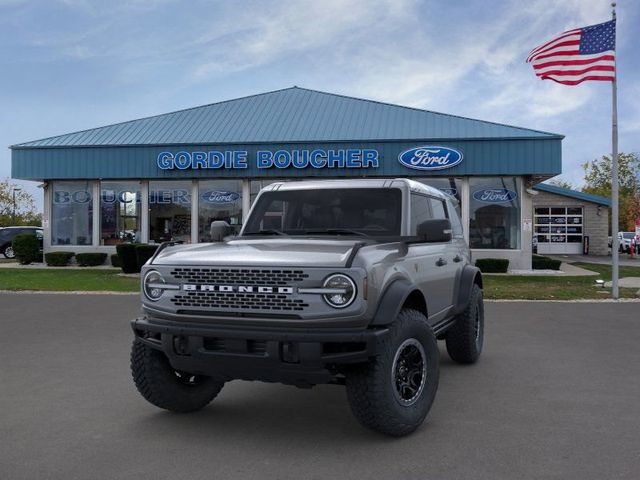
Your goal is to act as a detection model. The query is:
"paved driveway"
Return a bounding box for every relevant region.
[0,295,638,480]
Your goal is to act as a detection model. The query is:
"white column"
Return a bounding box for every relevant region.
[520,177,533,269]
[43,182,52,252]
[191,179,199,243]
[92,181,100,247]
[461,178,470,243]
[242,179,251,223]
[140,180,149,243]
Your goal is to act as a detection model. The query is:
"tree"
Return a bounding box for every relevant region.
[582,152,640,232]
[0,179,42,227]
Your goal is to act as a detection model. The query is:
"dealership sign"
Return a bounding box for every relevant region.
[472,188,518,203]
[156,149,379,170]
[54,189,241,204]
[398,146,463,171]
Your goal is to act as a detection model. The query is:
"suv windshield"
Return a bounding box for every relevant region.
[243,188,402,236]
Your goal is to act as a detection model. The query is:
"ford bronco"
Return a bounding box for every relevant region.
[130,178,484,436]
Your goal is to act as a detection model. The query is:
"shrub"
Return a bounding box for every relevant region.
[475,258,510,273]
[12,234,41,265]
[75,253,107,267]
[532,255,562,270]
[45,252,75,267]
[135,244,159,270]
[116,243,139,273]
[110,254,122,268]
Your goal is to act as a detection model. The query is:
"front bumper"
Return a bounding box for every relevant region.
[131,317,389,386]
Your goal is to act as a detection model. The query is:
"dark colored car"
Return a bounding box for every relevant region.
[0,226,43,259]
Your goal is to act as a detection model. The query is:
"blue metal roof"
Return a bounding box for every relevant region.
[12,87,562,148]
[533,183,611,206]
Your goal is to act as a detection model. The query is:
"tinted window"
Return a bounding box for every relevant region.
[244,188,402,236]
[410,194,432,235]
[430,198,447,220]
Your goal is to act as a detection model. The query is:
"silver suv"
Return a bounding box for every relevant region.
[130,179,484,436]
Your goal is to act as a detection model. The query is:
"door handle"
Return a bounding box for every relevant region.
[453,255,463,263]
[436,257,447,267]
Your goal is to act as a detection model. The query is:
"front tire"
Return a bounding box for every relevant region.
[345,309,439,437]
[131,340,225,413]
[445,283,484,364]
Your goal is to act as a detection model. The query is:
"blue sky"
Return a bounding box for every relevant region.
[2,0,639,208]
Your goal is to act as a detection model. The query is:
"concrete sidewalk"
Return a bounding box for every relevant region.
[548,253,640,267]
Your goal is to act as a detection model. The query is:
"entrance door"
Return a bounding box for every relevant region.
[535,207,583,254]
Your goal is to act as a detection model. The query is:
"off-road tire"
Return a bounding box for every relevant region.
[131,340,224,413]
[345,309,439,437]
[2,244,15,259]
[445,283,484,364]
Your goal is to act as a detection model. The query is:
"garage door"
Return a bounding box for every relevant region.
[535,207,583,254]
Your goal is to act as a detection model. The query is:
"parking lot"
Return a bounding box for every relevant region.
[1,294,638,480]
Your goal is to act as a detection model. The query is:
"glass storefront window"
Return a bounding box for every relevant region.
[198,180,243,242]
[415,177,462,217]
[149,181,192,244]
[51,181,93,245]
[100,181,141,245]
[469,177,520,249]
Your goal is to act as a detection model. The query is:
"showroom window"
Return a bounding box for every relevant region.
[198,180,243,242]
[100,181,141,245]
[51,181,93,245]
[149,181,192,244]
[469,177,520,249]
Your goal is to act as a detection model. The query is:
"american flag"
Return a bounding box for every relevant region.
[526,19,616,85]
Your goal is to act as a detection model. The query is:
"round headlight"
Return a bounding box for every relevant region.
[322,274,356,308]
[143,270,165,301]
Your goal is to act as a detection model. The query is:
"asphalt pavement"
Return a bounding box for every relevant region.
[0,294,638,480]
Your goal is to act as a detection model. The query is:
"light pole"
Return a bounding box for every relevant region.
[12,188,22,224]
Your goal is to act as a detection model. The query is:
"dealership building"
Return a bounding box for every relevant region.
[10,87,611,268]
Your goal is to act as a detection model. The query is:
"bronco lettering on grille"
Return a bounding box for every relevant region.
[182,284,295,294]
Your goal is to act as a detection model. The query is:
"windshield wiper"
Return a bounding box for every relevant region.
[304,229,369,237]
[244,229,287,236]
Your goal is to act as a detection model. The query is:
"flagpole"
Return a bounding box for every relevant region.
[611,1,620,299]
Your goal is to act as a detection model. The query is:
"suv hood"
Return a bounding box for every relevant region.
[151,238,365,268]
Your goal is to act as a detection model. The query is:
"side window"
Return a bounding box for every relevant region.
[36,230,44,240]
[429,198,447,220]
[445,199,464,237]
[410,194,432,235]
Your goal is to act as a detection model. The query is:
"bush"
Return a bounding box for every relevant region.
[12,234,41,265]
[75,253,107,267]
[532,255,562,270]
[45,252,75,267]
[475,258,510,273]
[116,243,139,273]
[110,254,122,268]
[136,244,159,270]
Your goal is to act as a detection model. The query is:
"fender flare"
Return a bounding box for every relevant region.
[370,278,422,326]
[453,265,483,315]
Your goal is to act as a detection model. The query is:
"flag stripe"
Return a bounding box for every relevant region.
[526,30,581,60]
[526,20,615,84]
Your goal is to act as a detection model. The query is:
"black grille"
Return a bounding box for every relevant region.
[203,338,267,356]
[171,291,309,311]
[170,268,308,285]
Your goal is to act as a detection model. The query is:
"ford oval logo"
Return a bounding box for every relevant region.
[200,191,241,204]
[472,188,518,203]
[398,146,463,170]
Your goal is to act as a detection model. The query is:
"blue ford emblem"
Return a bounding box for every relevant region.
[398,146,463,170]
[200,191,240,204]
[472,188,518,203]
[439,188,458,197]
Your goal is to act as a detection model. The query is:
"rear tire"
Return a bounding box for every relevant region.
[2,244,15,259]
[131,340,224,413]
[445,283,484,364]
[345,309,439,437]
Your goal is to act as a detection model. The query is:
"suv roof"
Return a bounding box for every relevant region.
[261,178,446,199]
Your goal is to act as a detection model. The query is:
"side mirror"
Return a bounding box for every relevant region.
[416,219,452,243]
[210,221,234,242]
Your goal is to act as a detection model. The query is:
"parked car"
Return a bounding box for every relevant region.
[619,232,635,253]
[0,226,43,258]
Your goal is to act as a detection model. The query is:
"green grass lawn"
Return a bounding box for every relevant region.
[0,268,139,292]
[483,262,640,300]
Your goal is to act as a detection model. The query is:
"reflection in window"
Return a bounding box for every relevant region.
[469,177,520,249]
[198,180,243,242]
[100,181,141,245]
[149,181,192,244]
[51,181,93,245]
[410,194,432,235]
[416,177,462,217]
